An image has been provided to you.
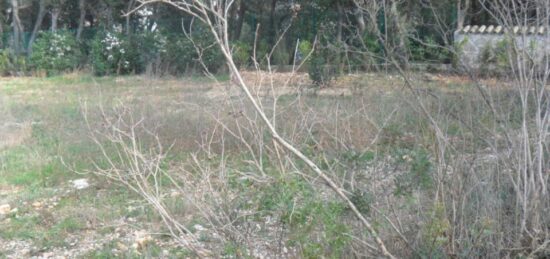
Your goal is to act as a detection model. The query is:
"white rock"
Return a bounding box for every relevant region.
[71,179,90,190]
[0,204,11,215]
[193,224,206,232]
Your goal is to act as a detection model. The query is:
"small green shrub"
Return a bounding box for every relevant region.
[479,39,513,75]
[29,31,81,75]
[393,148,434,197]
[452,36,468,69]
[298,40,312,58]
[232,40,252,68]
[296,40,312,65]
[418,203,450,258]
[0,50,26,76]
[0,50,13,75]
[308,48,339,87]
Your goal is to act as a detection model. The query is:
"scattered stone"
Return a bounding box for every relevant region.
[71,179,90,190]
[0,204,11,215]
[116,242,128,251]
[133,230,154,250]
[193,224,206,232]
[32,202,43,209]
[170,190,180,197]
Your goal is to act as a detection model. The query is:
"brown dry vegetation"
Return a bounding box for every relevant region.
[0,72,548,258]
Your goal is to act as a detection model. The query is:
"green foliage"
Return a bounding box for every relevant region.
[409,36,451,63]
[393,148,434,197]
[90,30,139,75]
[29,31,81,75]
[232,40,252,68]
[286,201,352,258]
[253,175,352,257]
[134,31,168,73]
[160,27,224,75]
[350,190,373,215]
[452,36,469,68]
[479,39,513,75]
[0,49,26,76]
[161,34,197,74]
[357,32,384,68]
[308,47,339,87]
[298,40,313,59]
[419,203,450,258]
[272,43,291,66]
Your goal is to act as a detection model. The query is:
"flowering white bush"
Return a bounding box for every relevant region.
[91,31,136,75]
[30,31,81,74]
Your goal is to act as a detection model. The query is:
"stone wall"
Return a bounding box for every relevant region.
[454,25,550,70]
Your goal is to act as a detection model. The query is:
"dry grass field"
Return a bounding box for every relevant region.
[0,72,546,258]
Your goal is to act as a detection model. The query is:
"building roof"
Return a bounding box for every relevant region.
[457,25,548,35]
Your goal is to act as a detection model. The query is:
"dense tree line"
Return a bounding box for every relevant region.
[0,0,546,77]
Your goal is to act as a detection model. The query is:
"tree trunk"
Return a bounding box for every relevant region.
[51,8,60,32]
[0,11,4,49]
[336,0,344,42]
[389,0,408,67]
[28,0,47,54]
[457,0,470,30]
[76,0,86,41]
[231,0,246,40]
[353,2,366,35]
[125,0,135,35]
[268,0,278,46]
[10,0,23,55]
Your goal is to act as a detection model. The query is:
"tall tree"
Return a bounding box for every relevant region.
[10,0,24,55]
[50,0,63,31]
[268,0,278,46]
[27,0,47,53]
[125,0,135,35]
[457,0,470,29]
[76,0,86,40]
[0,2,4,49]
[231,0,246,40]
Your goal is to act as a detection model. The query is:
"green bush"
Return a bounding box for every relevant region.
[393,148,434,197]
[308,47,339,87]
[479,39,513,75]
[161,34,197,75]
[90,31,139,75]
[297,40,312,65]
[160,28,224,75]
[134,31,167,74]
[0,49,26,76]
[189,26,225,73]
[452,37,468,69]
[29,31,81,75]
[231,40,252,68]
[409,36,451,63]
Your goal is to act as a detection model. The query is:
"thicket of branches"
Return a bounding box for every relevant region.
[63,0,550,258]
[2,0,546,257]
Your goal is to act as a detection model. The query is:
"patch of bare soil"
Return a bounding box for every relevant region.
[203,71,359,100]
[0,181,184,259]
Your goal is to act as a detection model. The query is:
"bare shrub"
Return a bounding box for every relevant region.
[77,0,550,258]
